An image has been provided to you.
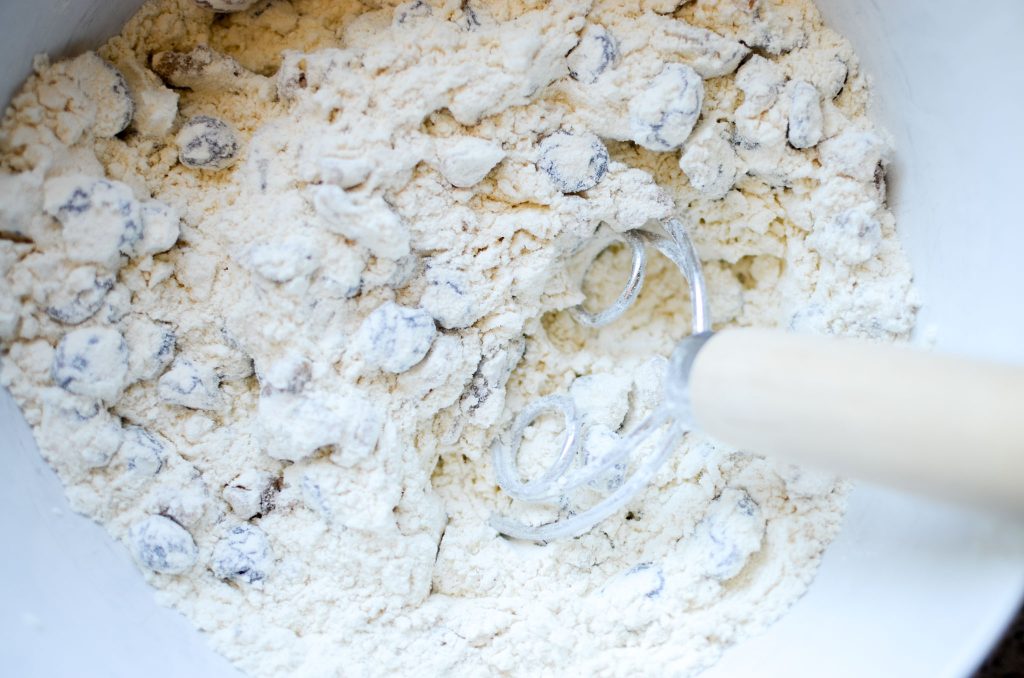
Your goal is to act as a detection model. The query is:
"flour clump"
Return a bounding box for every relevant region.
[129,515,198,575]
[176,115,239,170]
[51,327,129,402]
[538,130,610,194]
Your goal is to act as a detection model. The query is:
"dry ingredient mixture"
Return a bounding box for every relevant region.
[0,0,916,676]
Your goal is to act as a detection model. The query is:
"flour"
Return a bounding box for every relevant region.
[0,1,916,676]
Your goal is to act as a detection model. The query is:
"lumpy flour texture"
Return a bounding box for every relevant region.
[0,1,916,676]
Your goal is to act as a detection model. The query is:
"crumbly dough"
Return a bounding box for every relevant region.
[0,1,917,676]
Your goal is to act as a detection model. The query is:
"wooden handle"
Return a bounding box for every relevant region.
[689,328,1024,512]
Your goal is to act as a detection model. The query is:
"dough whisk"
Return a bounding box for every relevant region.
[490,218,1024,542]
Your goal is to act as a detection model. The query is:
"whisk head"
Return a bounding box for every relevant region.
[490,218,713,541]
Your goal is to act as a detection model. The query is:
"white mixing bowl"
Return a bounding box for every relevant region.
[2,2,1023,677]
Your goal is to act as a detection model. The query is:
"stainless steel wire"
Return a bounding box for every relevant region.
[490,218,713,541]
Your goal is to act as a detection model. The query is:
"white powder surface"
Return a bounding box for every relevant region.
[0,0,917,676]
